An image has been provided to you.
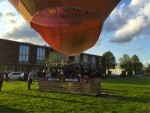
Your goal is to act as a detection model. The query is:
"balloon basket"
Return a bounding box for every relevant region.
[38,77,101,96]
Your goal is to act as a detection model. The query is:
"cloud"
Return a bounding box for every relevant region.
[0,12,3,19]
[143,60,150,67]
[0,11,17,26]
[103,3,130,32]
[105,0,150,44]
[0,0,4,2]
[2,21,45,44]
[0,1,46,45]
[3,22,36,38]
[111,16,150,43]
[3,11,18,24]
[127,46,143,51]
[5,12,16,17]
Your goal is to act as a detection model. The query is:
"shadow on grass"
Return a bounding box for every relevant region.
[3,91,93,105]
[3,91,150,104]
[97,93,150,104]
[102,77,150,85]
[0,105,27,113]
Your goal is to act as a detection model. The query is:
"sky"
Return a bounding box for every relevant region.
[0,0,150,67]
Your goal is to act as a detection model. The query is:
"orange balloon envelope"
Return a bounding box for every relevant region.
[9,0,120,56]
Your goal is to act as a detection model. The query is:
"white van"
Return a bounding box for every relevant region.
[8,72,24,80]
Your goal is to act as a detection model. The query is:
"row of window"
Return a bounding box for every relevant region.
[19,45,98,66]
[19,45,45,65]
[74,55,97,64]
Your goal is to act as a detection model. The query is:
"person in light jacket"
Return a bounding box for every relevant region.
[28,70,35,90]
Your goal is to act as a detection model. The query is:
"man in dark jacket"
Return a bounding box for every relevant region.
[0,70,4,91]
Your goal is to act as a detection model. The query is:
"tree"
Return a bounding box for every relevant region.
[145,64,150,76]
[147,64,150,71]
[119,54,132,76]
[130,55,143,75]
[45,52,67,68]
[119,54,143,76]
[101,51,116,74]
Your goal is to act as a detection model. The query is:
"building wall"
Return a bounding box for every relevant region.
[0,39,18,64]
[106,65,125,75]
[69,53,102,70]
[0,39,51,72]
[0,39,101,72]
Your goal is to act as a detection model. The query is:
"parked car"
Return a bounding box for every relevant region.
[132,75,144,78]
[8,72,24,80]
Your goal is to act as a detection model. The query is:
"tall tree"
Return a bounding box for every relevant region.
[147,64,150,71]
[146,64,150,76]
[119,54,143,76]
[101,51,116,74]
[119,54,132,76]
[130,55,143,75]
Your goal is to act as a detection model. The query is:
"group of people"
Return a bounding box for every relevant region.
[44,66,102,79]
[0,69,37,91]
[0,65,103,91]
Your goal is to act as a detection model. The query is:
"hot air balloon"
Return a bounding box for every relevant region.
[9,0,120,56]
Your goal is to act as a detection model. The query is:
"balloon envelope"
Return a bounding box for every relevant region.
[9,0,120,56]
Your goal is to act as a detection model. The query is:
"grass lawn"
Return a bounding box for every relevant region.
[0,77,150,113]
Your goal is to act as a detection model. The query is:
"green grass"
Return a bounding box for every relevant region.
[0,78,150,113]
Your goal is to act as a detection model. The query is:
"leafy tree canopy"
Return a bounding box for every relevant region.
[45,52,67,68]
[131,54,143,71]
[146,64,150,71]
[101,51,116,72]
[119,54,143,76]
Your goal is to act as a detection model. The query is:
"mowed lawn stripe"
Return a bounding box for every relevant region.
[0,77,149,113]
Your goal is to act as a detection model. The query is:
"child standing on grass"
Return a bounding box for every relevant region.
[0,70,4,92]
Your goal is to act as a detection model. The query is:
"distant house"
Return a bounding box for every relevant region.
[106,65,125,76]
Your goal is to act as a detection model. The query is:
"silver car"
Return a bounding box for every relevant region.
[8,72,24,80]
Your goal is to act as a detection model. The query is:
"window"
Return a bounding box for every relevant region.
[37,48,45,65]
[92,56,96,65]
[83,55,88,63]
[19,45,29,64]
[74,55,79,62]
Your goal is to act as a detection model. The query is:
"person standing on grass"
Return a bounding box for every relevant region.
[0,70,4,92]
[5,72,9,82]
[28,70,35,90]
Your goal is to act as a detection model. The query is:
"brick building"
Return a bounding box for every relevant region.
[0,39,51,72]
[0,39,101,72]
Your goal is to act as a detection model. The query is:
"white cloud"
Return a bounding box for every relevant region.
[130,0,143,6]
[0,0,4,3]
[2,20,45,44]
[130,0,149,8]
[143,60,150,67]
[0,12,2,20]
[108,0,150,44]
[127,46,143,51]
[104,3,130,32]
[112,16,149,43]
[0,1,46,45]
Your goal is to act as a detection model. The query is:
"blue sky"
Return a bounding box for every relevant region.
[0,0,150,67]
